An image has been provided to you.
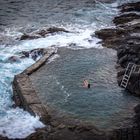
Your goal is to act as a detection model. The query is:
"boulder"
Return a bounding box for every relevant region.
[117,69,125,78]
[134,104,140,114]
[20,33,41,40]
[134,104,140,125]
[46,27,69,34]
[118,55,128,66]
[20,48,47,61]
[19,27,69,40]
[113,13,140,25]
[36,27,69,37]
[7,56,21,63]
[95,28,126,40]
[125,72,140,95]
[119,2,140,12]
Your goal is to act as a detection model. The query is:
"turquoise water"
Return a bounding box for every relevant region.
[31,48,140,130]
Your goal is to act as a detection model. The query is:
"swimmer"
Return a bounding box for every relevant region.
[83,80,90,88]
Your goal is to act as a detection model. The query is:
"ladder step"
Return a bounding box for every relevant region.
[121,83,127,86]
[120,63,136,89]
[121,85,127,88]
[123,76,128,79]
[121,81,127,84]
[124,75,129,78]
[122,81,126,84]
[121,82,127,86]
[122,79,128,82]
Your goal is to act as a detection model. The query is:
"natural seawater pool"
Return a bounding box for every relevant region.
[31,48,140,130]
[0,0,140,138]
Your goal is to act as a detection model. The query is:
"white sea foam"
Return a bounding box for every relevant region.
[0,108,45,139]
[15,29,102,51]
[0,45,44,138]
[48,54,60,64]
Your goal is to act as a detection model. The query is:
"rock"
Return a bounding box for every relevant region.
[135,104,140,114]
[119,22,140,34]
[95,1,140,96]
[21,51,30,58]
[128,73,140,95]
[134,81,140,95]
[37,27,69,36]
[20,33,41,40]
[117,69,125,78]
[20,48,47,61]
[26,128,48,140]
[118,55,128,65]
[0,136,8,140]
[95,28,126,40]
[117,48,127,58]
[7,56,21,63]
[57,124,66,129]
[134,104,140,125]
[19,27,69,40]
[113,13,140,25]
[119,2,140,12]
[46,27,69,34]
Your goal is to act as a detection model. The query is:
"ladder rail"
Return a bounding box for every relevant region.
[125,65,136,87]
[120,63,136,88]
[123,63,134,76]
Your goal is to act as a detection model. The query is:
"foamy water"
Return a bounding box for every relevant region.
[0,0,139,138]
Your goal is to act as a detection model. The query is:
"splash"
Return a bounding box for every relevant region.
[0,108,45,139]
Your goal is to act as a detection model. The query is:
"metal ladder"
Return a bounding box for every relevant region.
[120,63,136,88]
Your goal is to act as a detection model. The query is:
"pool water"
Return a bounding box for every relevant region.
[31,48,140,130]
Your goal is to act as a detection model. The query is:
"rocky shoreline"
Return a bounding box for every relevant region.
[95,1,140,139]
[95,1,140,96]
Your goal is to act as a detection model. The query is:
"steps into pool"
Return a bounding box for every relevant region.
[121,63,140,88]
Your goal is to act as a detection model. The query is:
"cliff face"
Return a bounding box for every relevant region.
[95,2,140,96]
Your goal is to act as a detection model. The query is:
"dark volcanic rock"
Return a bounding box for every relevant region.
[134,104,140,126]
[19,27,69,40]
[95,1,140,96]
[7,48,48,64]
[0,136,8,140]
[113,13,140,25]
[7,56,21,63]
[21,48,48,61]
[29,48,47,61]
[20,33,41,40]
[45,27,69,34]
[36,27,69,37]
[95,28,126,40]
[119,2,140,12]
